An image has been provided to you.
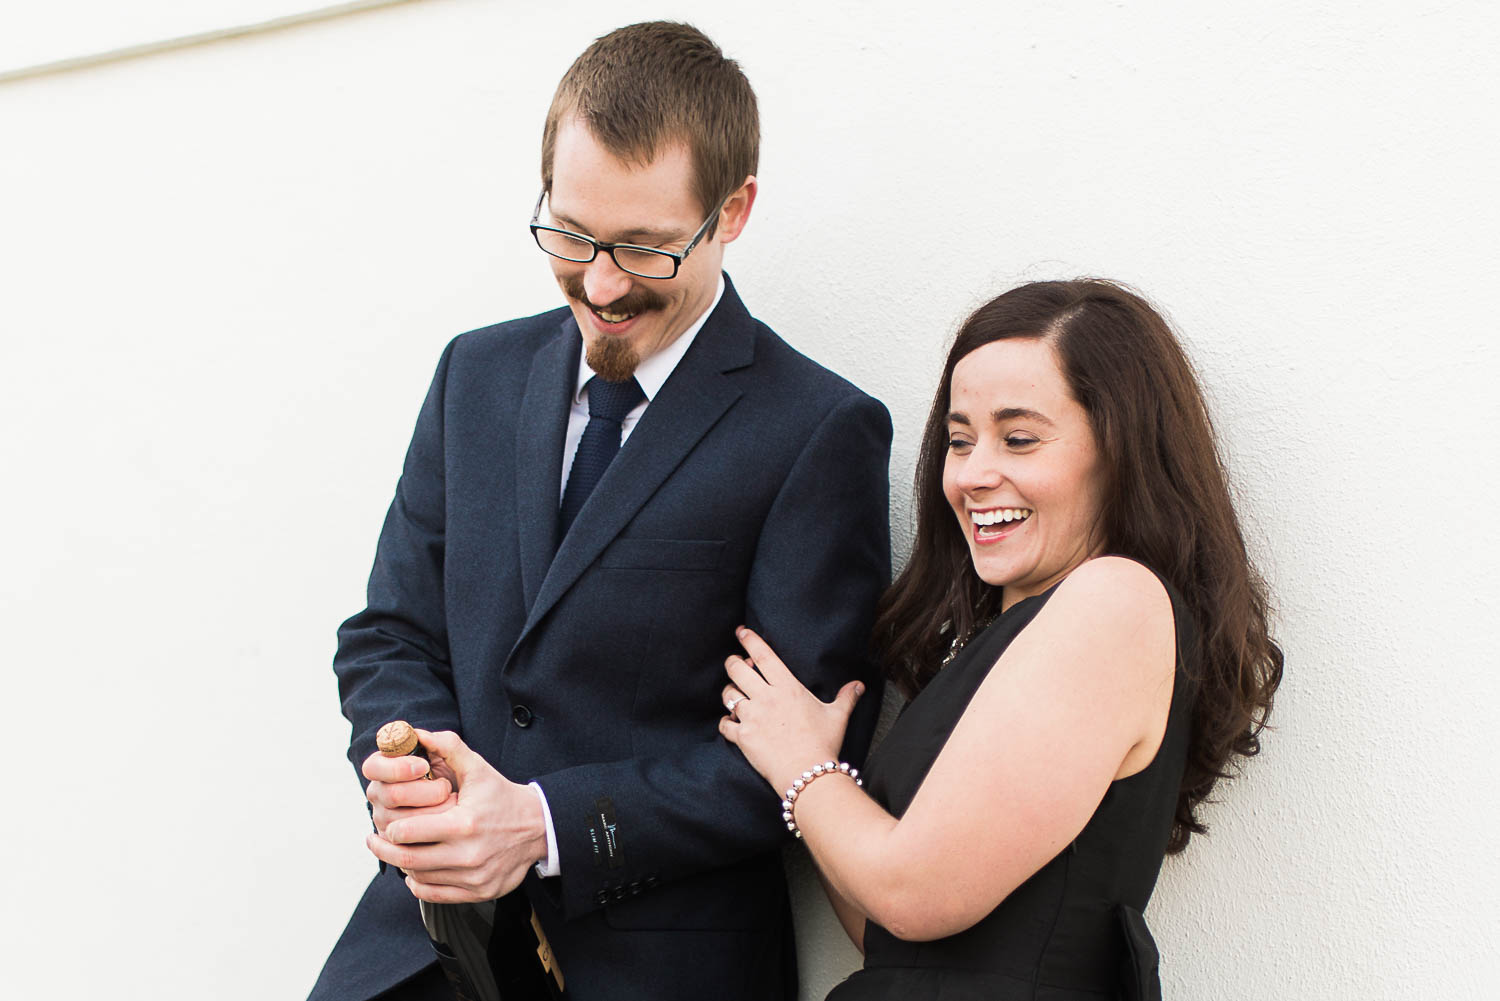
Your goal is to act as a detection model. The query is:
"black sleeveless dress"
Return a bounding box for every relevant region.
[827,572,1197,1001]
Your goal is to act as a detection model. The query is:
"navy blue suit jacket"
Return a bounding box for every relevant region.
[310,276,892,1001]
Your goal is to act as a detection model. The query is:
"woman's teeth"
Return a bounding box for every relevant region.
[971,507,1032,526]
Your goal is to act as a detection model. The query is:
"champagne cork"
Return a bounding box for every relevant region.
[377,720,421,757]
[376,720,432,778]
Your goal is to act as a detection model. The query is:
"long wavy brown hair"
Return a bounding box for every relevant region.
[875,279,1283,853]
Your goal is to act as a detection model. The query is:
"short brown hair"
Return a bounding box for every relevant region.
[541,21,759,223]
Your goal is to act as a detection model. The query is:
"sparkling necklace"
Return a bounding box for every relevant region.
[940,615,995,667]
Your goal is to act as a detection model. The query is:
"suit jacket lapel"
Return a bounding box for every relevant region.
[514,317,579,612]
[513,276,757,651]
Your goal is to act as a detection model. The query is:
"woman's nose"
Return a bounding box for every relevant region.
[956,448,1004,495]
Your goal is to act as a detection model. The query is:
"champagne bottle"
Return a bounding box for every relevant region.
[376,721,564,1000]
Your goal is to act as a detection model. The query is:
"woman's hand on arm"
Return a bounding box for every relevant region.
[718,626,867,796]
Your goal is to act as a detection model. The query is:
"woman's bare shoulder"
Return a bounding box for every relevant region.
[1053,556,1171,620]
[1020,557,1175,680]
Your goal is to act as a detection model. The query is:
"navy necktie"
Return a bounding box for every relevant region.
[559,375,646,536]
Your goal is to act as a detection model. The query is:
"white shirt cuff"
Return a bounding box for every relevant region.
[529,781,561,878]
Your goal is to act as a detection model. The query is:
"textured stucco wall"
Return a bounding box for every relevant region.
[2,1,1496,998]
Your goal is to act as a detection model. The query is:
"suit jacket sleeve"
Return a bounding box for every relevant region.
[534,390,892,918]
[333,338,465,786]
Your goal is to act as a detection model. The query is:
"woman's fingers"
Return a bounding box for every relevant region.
[721,683,749,717]
[735,626,795,684]
[832,679,867,719]
[717,715,741,744]
[724,654,767,695]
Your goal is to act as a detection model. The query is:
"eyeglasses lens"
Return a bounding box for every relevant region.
[535,229,594,263]
[612,248,675,279]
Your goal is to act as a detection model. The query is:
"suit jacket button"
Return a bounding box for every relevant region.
[512,705,534,727]
[612,886,629,901]
[628,881,642,896]
[644,874,659,888]
[594,889,609,905]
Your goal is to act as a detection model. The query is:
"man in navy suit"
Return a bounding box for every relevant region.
[309,21,891,1001]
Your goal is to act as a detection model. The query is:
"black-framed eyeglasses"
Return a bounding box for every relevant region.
[528,189,729,280]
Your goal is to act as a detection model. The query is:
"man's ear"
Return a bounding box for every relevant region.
[715,175,758,245]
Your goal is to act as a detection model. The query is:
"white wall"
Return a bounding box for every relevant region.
[0,0,397,71]
[2,1,1496,998]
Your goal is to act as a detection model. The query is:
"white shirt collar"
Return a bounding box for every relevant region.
[573,273,726,403]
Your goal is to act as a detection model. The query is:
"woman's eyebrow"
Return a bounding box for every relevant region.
[991,407,1055,426]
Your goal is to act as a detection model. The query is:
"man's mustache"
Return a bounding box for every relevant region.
[561,275,668,316]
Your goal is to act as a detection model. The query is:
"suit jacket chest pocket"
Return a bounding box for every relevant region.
[593,538,736,755]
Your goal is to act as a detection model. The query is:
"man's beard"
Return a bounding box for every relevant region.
[586,336,639,383]
[562,274,668,382]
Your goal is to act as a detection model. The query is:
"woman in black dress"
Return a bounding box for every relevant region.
[719,280,1283,1000]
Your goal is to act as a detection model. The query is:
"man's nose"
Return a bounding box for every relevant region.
[583,253,634,307]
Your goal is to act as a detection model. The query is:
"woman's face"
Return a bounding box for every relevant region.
[942,337,1107,607]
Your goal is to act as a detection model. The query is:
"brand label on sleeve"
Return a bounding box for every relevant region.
[589,796,623,870]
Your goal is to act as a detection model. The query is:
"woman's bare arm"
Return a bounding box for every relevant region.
[817,866,868,952]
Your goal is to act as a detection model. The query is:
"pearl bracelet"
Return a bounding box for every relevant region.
[782,760,862,839]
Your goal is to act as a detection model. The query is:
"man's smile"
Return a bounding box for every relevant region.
[561,273,667,332]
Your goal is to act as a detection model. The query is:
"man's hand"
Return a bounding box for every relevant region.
[362,749,456,838]
[364,729,548,903]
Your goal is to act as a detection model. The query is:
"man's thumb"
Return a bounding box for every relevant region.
[418,729,478,783]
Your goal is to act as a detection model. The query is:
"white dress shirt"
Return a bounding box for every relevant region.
[530,274,725,878]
